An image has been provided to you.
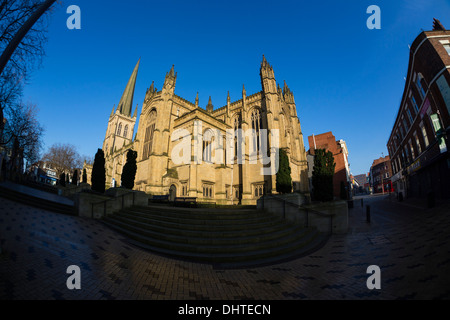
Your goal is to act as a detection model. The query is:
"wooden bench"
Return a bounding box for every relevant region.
[150,195,170,203]
[174,197,197,208]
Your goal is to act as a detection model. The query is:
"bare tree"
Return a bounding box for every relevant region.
[1,101,43,164]
[0,0,57,116]
[41,143,83,178]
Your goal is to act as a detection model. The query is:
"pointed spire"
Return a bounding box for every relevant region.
[242,84,246,96]
[149,81,154,92]
[227,91,230,103]
[206,96,214,113]
[133,104,138,118]
[169,64,175,77]
[110,105,115,117]
[117,58,140,117]
[195,92,199,107]
[262,54,267,66]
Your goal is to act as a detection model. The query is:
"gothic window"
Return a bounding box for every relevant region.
[233,114,242,157]
[251,109,262,152]
[123,125,129,138]
[202,184,213,198]
[117,123,122,136]
[181,184,188,196]
[203,129,213,163]
[143,110,157,160]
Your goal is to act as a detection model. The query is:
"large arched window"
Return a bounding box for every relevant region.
[143,110,157,160]
[203,129,213,163]
[251,109,262,152]
[233,113,241,157]
[123,125,129,138]
[117,123,122,136]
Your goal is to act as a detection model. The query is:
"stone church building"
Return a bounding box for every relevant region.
[85,56,309,205]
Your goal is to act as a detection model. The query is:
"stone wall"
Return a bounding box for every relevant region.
[258,194,348,234]
[74,189,148,219]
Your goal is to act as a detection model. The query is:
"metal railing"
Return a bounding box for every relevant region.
[262,194,334,234]
[91,191,136,219]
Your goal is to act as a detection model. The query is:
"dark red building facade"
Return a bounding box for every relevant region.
[387,19,450,200]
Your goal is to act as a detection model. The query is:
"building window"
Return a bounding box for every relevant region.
[407,109,414,124]
[411,95,419,114]
[402,117,409,131]
[254,184,264,198]
[233,114,242,157]
[416,74,427,99]
[404,145,409,164]
[143,124,155,160]
[444,43,450,55]
[142,111,157,160]
[203,130,213,163]
[414,132,422,155]
[409,140,415,160]
[399,125,405,140]
[117,123,122,136]
[251,109,262,152]
[420,122,429,148]
[123,125,129,138]
[203,184,213,198]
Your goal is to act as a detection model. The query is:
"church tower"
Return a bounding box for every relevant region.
[103,59,140,157]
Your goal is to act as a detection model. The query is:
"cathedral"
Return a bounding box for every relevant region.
[86,56,309,205]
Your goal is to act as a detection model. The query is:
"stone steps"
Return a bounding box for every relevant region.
[102,204,329,268]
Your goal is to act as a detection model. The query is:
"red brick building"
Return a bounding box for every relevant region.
[387,19,450,201]
[308,131,350,199]
[369,156,393,194]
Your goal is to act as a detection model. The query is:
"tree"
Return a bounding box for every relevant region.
[41,143,82,178]
[82,168,87,184]
[72,169,78,186]
[121,149,137,189]
[1,102,44,165]
[91,148,105,193]
[59,172,65,187]
[276,148,292,194]
[312,149,336,202]
[0,0,57,120]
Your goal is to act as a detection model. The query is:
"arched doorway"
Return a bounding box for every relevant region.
[169,184,177,201]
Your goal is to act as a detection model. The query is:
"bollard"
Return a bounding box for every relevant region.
[366,205,371,223]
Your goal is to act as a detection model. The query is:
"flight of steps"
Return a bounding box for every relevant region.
[0,184,75,216]
[102,204,329,268]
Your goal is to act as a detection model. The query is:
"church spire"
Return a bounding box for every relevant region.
[110,104,115,118]
[195,92,199,107]
[117,58,140,117]
[206,96,214,113]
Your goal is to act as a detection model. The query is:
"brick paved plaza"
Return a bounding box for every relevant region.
[1,193,449,300]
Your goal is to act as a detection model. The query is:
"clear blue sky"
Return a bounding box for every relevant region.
[22,0,450,175]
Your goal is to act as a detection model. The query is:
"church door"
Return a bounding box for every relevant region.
[169,185,177,201]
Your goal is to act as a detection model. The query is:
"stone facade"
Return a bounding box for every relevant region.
[85,56,309,205]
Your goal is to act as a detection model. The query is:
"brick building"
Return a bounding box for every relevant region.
[387,19,450,200]
[369,156,393,194]
[308,132,350,199]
